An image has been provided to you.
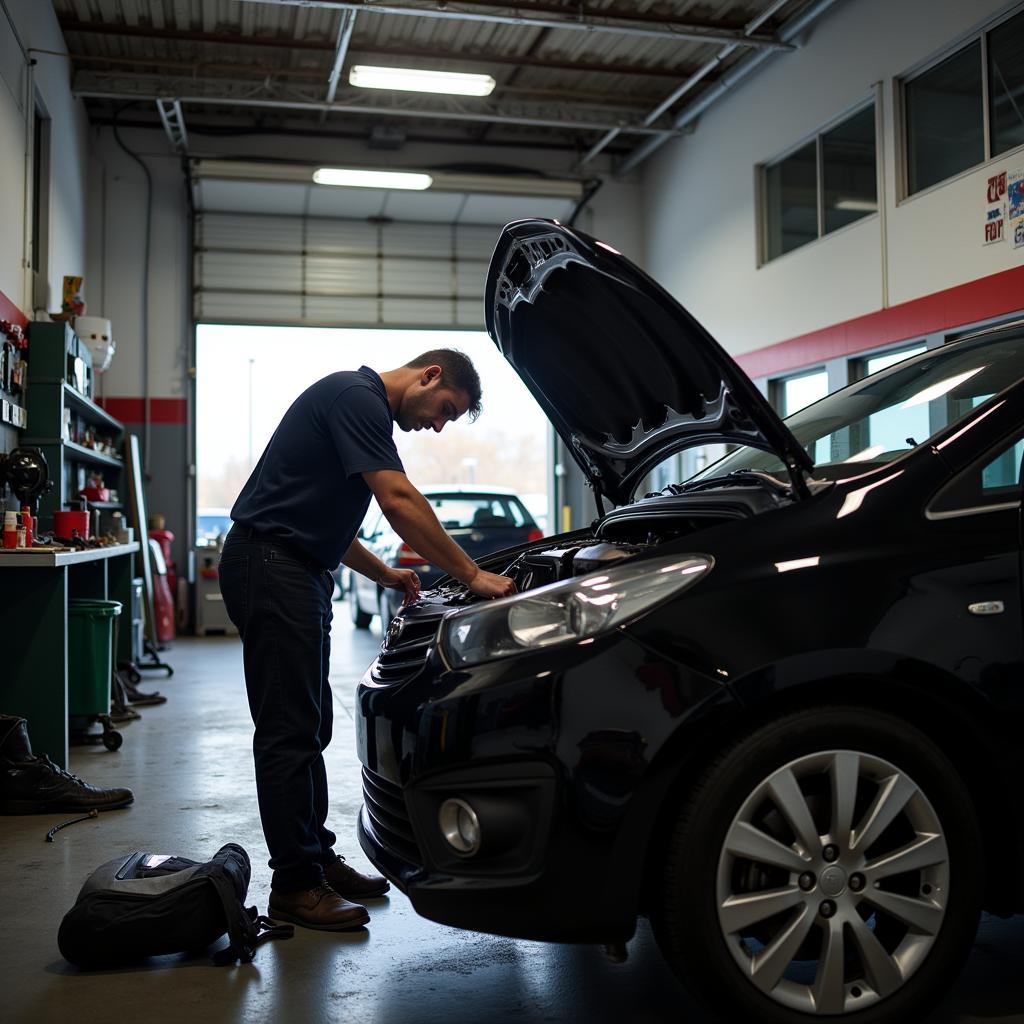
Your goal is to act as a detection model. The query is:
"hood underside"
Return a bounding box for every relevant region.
[484,220,812,506]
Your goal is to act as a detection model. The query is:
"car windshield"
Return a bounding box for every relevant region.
[692,327,1024,483]
[427,494,530,529]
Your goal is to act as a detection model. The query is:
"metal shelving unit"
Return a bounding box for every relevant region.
[23,322,125,530]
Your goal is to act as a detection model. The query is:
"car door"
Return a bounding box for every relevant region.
[923,424,1024,759]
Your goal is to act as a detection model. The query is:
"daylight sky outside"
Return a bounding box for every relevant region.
[196,325,549,511]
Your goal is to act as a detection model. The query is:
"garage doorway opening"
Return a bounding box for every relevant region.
[195,324,551,544]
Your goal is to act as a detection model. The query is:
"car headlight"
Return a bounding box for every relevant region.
[440,553,713,669]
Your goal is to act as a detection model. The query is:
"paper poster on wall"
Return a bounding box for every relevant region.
[984,171,1006,245]
[1008,169,1024,250]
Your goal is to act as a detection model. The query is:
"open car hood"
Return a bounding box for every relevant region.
[484,219,813,507]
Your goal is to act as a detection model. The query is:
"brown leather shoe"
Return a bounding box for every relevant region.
[268,883,370,931]
[324,856,390,900]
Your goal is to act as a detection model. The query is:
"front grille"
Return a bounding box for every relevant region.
[361,767,422,867]
[372,641,431,682]
[371,616,439,683]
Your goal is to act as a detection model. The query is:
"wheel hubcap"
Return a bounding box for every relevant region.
[819,866,847,897]
[715,749,949,1015]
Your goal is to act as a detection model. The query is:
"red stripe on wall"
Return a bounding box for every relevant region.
[98,397,187,425]
[734,265,1024,379]
[0,288,28,330]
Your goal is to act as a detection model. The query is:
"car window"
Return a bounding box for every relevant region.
[428,495,519,528]
[508,500,527,528]
[692,327,1024,482]
[928,429,1024,518]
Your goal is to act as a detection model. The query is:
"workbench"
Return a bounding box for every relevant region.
[0,542,139,768]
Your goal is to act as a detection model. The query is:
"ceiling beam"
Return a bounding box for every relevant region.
[579,0,792,167]
[325,10,356,104]
[63,54,652,107]
[90,113,631,153]
[156,98,189,154]
[72,77,681,136]
[617,0,843,174]
[232,1,794,50]
[56,19,725,81]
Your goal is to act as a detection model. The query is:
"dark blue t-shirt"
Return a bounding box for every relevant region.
[231,367,404,568]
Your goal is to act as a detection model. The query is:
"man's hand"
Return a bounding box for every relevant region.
[468,569,517,599]
[379,567,421,607]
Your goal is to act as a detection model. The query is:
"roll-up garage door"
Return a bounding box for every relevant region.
[194,212,501,329]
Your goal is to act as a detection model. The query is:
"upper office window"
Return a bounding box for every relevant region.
[904,7,1024,196]
[762,103,877,262]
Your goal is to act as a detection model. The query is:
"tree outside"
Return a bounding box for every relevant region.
[196,325,549,513]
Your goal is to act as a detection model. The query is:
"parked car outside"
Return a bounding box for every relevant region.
[354,219,1024,1024]
[195,507,233,547]
[346,485,542,627]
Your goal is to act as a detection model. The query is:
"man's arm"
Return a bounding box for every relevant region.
[362,470,516,598]
[341,538,392,582]
[341,538,421,606]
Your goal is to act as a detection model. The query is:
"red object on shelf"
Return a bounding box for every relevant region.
[80,485,110,502]
[53,510,89,539]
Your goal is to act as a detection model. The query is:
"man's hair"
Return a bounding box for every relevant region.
[405,349,483,422]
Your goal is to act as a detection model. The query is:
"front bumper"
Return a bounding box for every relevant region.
[354,631,662,943]
[353,590,727,943]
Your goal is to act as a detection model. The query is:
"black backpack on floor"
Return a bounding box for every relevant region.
[58,842,292,969]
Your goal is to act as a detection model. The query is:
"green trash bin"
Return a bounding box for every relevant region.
[68,599,122,717]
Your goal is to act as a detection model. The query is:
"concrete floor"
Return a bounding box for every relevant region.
[2,602,1022,1024]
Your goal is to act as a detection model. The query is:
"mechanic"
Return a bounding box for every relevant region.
[219,349,517,932]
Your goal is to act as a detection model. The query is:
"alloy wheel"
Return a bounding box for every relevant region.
[715,749,949,1015]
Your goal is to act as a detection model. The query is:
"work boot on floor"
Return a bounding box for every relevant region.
[324,856,390,900]
[0,715,134,814]
[268,883,370,931]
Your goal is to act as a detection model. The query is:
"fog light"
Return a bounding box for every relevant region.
[438,798,481,856]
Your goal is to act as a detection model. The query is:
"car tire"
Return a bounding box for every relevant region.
[653,705,982,1024]
[349,580,372,629]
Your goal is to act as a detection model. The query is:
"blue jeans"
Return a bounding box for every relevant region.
[218,528,338,891]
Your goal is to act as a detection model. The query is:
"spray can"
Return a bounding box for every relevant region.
[20,505,33,547]
[3,510,18,549]
[16,513,26,548]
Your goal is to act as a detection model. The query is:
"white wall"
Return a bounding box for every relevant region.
[86,127,191,410]
[642,0,1023,356]
[0,0,89,313]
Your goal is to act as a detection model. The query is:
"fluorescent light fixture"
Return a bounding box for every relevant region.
[349,65,496,97]
[312,167,433,190]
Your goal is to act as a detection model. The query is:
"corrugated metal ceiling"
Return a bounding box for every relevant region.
[53,0,834,166]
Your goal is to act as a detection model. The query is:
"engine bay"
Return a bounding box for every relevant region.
[421,477,798,611]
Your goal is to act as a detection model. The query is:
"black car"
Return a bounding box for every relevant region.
[355,219,1023,1024]
[346,487,543,627]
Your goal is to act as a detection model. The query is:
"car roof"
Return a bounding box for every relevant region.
[419,485,523,497]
